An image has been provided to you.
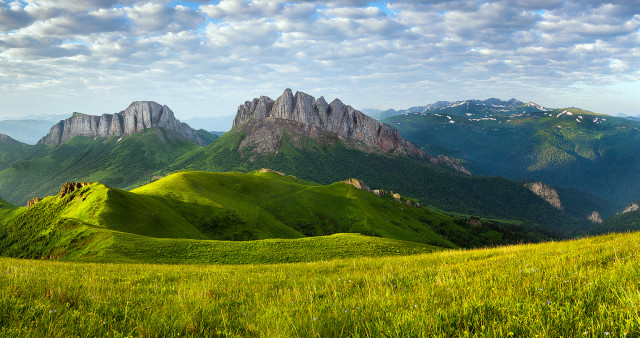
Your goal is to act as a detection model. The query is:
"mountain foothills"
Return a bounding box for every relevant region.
[0,90,639,263]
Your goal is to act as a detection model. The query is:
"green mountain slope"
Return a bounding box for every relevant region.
[169,129,583,236]
[0,128,201,205]
[0,134,31,171]
[0,171,550,262]
[384,108,640,207]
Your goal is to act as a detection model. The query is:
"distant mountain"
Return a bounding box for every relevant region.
[230,89,430,159]
[384,107,640,207]
[373,98,539,120]
[0,117,68,144]
[42,101,205,146]
[0,102,207,205]
[184,115,234,132]
[617,113,640,122]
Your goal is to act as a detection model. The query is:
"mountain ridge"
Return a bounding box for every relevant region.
[232,89,427,158]
[41,101,205,146]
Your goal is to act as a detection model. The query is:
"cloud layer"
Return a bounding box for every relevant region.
[1,0,639,119]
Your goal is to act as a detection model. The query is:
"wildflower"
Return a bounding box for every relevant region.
[547,300,551,305]
[344,310,348,313]
[313,317,317,321]
[605,333,610,336]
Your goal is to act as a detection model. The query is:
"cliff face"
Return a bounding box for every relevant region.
[232,89,426,157]
[526,182,564,211]
[42,101,205,146]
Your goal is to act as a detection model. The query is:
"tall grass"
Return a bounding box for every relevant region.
[1,232,639,337]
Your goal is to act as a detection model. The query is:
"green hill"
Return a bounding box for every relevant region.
[591,207,640,235]
[1,230,638,336]
[384,108,640,208]
[168,129,584,236]
[0,128,202,205]
[0,171,552,263]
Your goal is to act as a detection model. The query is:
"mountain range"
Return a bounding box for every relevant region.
[1,90,640,263]
[381,102,640,212]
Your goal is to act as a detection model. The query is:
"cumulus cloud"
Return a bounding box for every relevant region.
[0,0,639,119]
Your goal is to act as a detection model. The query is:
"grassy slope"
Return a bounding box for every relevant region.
[0,128,201,205]
[0,170,552,263]
[0,136,31,171]
[170,129,583,236]
[133,171,465,245]
[1,231,639,336]
[384,109,640,208]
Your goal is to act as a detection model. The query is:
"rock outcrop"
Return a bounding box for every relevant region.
[526,182,563,211]
[342,178,371,192]
[233,89,425,157]
[620,200,639,214]
[588,211,603,223]
[26,197,40,209]
[41,101,205,146]
[58,182,93,199]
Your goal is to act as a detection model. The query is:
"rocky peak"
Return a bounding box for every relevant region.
[232,89,427,157]
[620,200,639,214]
[526,182,563,211]
[41,101,205,146]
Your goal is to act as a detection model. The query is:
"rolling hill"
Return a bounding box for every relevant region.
[0,170,552,263]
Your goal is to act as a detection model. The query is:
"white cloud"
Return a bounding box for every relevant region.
[0,0,639,119]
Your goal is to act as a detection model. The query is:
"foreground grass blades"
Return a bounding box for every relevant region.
[1,232,639,337]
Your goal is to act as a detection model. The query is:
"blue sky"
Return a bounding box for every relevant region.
[0,0,639,120]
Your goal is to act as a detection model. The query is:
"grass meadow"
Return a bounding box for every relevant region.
[1,231,639,337]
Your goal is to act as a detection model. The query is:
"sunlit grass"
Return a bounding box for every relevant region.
[1,232,639,336]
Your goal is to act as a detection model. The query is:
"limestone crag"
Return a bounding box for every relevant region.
[26,197,40,209]
[42,101,205,146]
[58,182,93,199]
[620,200,639,214]
[342,178,371,192]
[588,211,603,223]
[526,182,563,211]
[233,89,425,157]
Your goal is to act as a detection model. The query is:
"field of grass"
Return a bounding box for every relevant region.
[1,231,638,336]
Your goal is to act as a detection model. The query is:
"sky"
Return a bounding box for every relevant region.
[0,0,639,120]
